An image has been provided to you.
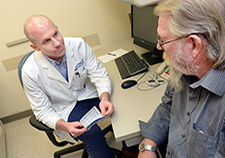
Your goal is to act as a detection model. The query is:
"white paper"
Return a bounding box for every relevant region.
[97,48,128,63]
[80,106,106,130]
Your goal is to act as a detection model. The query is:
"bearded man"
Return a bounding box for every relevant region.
[138,0,225,157]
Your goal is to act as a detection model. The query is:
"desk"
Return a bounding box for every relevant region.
[94,39,167,147]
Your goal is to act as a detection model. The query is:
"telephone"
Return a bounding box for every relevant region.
[156,61,170,80]
[156,61,168,74]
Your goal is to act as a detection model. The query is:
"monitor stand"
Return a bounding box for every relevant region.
[141,48,164,65]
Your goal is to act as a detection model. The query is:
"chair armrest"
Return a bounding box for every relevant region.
[29,114,70,146]
[29,114,53,132]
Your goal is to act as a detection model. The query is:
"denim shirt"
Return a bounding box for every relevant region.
[139,67,225,158]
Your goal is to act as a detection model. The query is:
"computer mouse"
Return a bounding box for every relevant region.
[121,80,137,89]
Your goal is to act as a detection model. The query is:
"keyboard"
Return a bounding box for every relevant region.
[115,50,148,79]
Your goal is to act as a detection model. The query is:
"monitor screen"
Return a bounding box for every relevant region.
[131,5,163,65]
[131,5,158,51]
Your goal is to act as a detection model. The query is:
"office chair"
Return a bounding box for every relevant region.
[18,51,122,158]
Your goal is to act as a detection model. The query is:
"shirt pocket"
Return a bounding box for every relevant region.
[187,123,217,158]
[218,119,225,156]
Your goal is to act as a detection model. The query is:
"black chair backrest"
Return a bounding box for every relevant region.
[18,51,35,88]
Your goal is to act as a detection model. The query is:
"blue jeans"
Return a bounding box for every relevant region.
[68,98,115,158]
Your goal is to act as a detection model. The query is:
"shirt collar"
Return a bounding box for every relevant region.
[43,53,67,66]
[189,67,225,96]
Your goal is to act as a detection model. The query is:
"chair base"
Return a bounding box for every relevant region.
[54,143,86,158]
[53,142,122,158]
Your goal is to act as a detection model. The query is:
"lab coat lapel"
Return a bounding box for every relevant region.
[37,52,68,84]
[67,53,76,86]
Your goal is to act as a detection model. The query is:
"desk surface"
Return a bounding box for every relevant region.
[94,39,167,146]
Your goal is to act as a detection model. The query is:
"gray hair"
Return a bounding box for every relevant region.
[155,0,225,68]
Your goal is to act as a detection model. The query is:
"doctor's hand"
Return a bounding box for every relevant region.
[99,92,115,117]
[67,122,87,137]
[99,99,114,117]
[56,119,87,137]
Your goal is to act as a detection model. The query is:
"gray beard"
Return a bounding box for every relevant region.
[168,62,185,92]
[163,41,198,92]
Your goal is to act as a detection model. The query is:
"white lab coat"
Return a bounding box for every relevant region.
[22,37,111,143]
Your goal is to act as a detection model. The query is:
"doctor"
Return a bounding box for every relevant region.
[23,15,115,158]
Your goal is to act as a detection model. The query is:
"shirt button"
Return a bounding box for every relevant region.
[182,134,185,138]
[187,112,190,116]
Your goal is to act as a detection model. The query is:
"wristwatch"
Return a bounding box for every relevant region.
[139,142,156,152]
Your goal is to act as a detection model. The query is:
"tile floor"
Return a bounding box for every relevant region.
[4,117,122,158]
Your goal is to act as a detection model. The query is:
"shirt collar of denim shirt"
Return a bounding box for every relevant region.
[188,67,225,97]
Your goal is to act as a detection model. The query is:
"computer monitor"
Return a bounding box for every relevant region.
[131,5,164,65]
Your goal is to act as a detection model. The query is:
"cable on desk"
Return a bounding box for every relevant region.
[136,71,148,82]
[137,72,167,91]
[137,81,156,91]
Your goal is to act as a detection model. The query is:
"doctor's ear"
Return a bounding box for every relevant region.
[30,43,40,51]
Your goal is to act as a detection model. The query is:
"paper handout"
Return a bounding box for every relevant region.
[80,106,106,130]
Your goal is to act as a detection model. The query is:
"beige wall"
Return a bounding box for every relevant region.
[0,0,131,118]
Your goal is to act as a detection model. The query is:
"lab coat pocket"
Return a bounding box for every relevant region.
[71,69,87,91]
[187,123,217,158]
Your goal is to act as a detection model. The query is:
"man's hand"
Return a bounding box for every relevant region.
[67,122,87,137]
[99,92,115,117]
[56,119,87,137]
[138,150,157,158]
[138,138,157,158]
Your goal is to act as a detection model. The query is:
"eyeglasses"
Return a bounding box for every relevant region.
[157,33,219,53]
[157,35,189,51]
